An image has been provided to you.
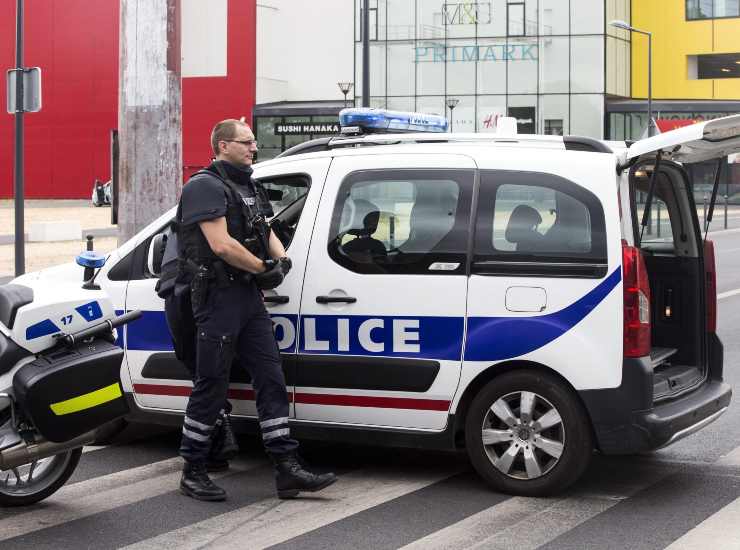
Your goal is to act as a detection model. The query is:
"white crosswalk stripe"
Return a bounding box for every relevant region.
[664,496,740,550]
[0,456,263,542]
[3,443,740,549]
[400,472,672,550]
[120,467,459,550]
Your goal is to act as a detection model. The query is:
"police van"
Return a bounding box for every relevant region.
[13,109,738,496]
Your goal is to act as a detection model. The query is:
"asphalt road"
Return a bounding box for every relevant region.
[1,222,740,549]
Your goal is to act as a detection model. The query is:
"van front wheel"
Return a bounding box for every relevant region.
[465,371,592,496]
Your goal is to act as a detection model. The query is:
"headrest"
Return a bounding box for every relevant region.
[346,198,381,237]
[505,204,542,243]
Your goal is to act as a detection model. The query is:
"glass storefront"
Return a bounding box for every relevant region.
[354,0,631,137]
[253,103,343,161]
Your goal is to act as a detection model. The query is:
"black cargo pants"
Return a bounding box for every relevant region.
[179,279,298,464]
[164,285,233,421]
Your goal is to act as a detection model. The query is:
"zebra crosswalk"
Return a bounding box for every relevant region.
[1,434,740,550]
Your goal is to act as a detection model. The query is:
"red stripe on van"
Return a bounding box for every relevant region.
[132,384,449,411]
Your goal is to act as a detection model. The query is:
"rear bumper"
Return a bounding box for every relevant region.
[580,333,732,454]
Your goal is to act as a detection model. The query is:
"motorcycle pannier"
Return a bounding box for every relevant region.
[13,338,129,442]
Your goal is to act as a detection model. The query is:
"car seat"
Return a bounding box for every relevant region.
[342,198,387,259]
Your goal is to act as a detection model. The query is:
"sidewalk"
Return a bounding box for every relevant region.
[0,200,119,279]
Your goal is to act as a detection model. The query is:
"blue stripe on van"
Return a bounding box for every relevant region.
[123,268,620,362]
[464,267,622,362]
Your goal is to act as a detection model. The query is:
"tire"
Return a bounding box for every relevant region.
[465,370,593,496]
[0,448,82,507]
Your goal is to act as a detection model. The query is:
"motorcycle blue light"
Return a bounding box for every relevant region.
[339,108,449,133]
[75,251,107,269]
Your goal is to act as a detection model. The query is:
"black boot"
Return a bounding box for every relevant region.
[180,462,227,501]
[207,411,239,472]
[273,455,337,499]
[210,411,239,462]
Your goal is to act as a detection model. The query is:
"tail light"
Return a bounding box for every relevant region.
[622,241,651,358]
[704,239,717,333]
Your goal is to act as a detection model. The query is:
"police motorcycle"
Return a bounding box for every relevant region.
[0,251,140,506]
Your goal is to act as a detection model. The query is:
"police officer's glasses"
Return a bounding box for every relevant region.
[224,139,257,147]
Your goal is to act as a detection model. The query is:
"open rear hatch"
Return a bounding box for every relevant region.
[625,115,740,401]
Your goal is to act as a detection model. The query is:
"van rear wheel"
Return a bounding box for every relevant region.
[465,371,592,496]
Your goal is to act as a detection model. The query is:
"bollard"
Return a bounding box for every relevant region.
[656,201,661,238]
[703,193,707,228]
[725,194,729,230]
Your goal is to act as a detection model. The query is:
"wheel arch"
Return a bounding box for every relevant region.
[451,360,596,448]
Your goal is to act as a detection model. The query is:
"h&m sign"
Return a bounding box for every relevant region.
[442,2,492,25]
[415,43,537,63]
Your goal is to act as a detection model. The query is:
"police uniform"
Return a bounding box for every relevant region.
[158,232,237,470]
[177,160,299,465]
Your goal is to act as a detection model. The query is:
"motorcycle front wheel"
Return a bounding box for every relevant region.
[0,448,82,507]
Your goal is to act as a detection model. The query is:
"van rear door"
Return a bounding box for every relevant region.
[624,114,740,164]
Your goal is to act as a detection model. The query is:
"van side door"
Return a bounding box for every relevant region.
[461,152,623,399]
[296,153,476,430]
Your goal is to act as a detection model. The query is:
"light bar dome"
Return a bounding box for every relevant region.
[339,108,448,134]
[75,251,107,269]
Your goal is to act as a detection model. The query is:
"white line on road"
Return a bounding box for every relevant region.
[664,496,740,550]
[120,467,459,550]
[0,456,263,542]
[718,288,740,301]
[399,471,670,550]
[716,446,740,467]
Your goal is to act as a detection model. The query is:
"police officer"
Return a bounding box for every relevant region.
[177,119,337,501]
[157,232,239,472]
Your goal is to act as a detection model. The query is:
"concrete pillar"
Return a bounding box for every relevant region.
[118,0,182,244]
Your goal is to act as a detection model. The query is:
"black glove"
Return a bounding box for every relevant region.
[254,259,285,290]
[278,256,292,275]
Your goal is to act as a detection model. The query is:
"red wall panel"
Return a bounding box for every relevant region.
[0,0,255,198]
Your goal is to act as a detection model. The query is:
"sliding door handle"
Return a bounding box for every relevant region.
[263,295,289,304]
[316,295,357,304]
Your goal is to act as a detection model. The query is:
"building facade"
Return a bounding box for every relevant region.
[608,0,740,140]
[354,0,631,138]
[0,0,256,199]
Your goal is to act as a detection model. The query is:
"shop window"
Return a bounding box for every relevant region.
[688,53,740,79]
[328,169,474,275]
[507,2,525,36]
[545,119,563,135]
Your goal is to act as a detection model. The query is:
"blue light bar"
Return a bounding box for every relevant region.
[75,251,107,269]
[339,108,448,134]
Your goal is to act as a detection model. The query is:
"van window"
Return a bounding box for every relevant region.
[473,170,608,278]
[328,169,474,275]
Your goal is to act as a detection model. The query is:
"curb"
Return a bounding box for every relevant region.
[0,227,118,246]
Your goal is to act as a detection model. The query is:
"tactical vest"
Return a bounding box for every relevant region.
[178,168,269,270]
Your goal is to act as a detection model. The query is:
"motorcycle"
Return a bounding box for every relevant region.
[0,262,140,506]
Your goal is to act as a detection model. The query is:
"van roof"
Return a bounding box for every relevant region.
[262,132,615,166]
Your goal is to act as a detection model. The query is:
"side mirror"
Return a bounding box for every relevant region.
[147,233,167,277]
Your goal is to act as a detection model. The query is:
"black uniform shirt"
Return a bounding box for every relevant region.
[180,161,273,227]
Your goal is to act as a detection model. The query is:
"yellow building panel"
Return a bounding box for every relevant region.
[631,0,740,100]
[713,19,740,52]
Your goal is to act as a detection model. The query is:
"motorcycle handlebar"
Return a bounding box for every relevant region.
[62,310,142,347]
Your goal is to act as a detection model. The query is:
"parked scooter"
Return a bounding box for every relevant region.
[0,251,140,506]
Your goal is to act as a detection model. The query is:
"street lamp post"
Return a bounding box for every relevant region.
[610,19,653,137]
[337,82,354,108]
[446,97,460,132]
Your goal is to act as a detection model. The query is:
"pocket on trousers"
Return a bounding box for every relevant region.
[196,331,235,379]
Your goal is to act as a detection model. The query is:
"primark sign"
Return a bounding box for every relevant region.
[415,43,538,63]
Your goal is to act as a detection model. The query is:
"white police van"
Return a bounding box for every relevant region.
[13,109,738,496]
